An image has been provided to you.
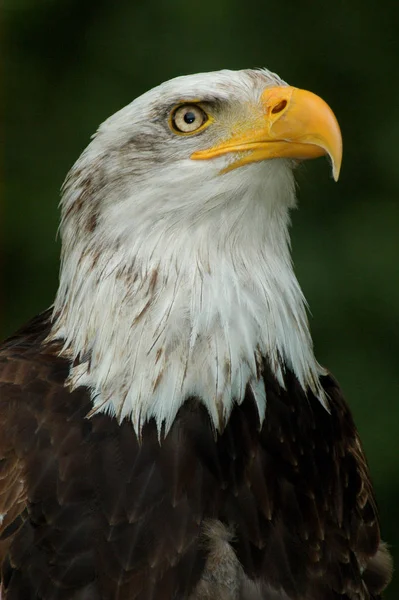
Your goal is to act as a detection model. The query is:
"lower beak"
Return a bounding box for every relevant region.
[191,86,342,181]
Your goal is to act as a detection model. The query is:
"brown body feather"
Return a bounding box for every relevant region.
[0,311,392,599]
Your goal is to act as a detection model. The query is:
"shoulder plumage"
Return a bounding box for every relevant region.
[0,311,91,579]
[256,365,393,597]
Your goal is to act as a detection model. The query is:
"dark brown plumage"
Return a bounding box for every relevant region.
[0,311,392,599]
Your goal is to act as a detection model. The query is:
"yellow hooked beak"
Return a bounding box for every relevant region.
[191,86,342,181]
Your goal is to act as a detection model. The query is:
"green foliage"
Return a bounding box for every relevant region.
[4,1,399,595]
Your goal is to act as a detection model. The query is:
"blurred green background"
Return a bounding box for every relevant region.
[3,0,398,596]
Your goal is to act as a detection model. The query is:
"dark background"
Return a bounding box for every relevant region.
[4,1,398,596]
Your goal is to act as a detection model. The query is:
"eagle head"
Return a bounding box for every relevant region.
[52,69,342,434]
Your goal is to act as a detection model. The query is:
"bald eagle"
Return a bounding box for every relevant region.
[0,69,392,599]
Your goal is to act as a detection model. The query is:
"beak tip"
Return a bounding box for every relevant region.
[331,155,342,182]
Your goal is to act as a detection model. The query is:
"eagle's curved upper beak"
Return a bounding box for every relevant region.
[191,86,342,181]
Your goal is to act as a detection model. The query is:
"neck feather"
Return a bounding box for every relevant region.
[50,163,326,434]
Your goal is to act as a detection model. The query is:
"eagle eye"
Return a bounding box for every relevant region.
[170,104,209,134]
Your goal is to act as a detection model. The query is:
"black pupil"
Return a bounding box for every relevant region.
[184,111,197,124]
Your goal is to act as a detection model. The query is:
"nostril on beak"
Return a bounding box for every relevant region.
[271,99,288,114]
